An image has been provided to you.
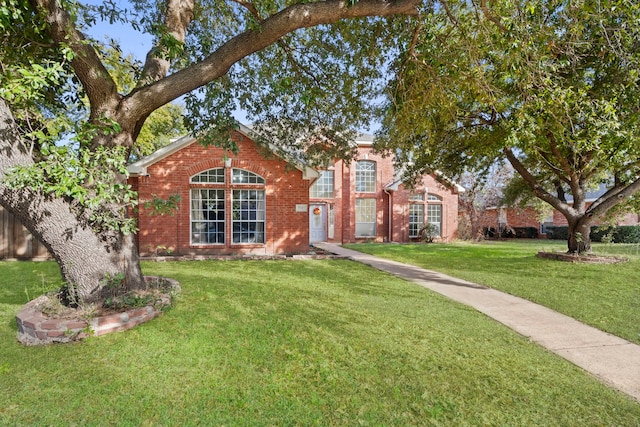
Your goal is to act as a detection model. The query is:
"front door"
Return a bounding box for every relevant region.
[309,204,327,243]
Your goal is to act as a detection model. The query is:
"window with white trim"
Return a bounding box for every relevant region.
[427,204,442,237]
[310,170,334,198]
[191,189,225,244]
[355,161,376,193]
[355,198,376,237]
[191,169,225,245]
[409,204,424,238]
[190,167,266,246]
[232,189,265,243]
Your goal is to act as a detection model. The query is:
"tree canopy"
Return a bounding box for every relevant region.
[377,0,640,253]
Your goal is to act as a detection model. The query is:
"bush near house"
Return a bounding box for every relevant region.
[547,225,640,243]
[482,226,539,239]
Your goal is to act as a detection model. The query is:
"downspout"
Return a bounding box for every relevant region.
[384,189,393,243]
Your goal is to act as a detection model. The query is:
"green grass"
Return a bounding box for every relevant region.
[1,259,639,425]
[345,240,640,345]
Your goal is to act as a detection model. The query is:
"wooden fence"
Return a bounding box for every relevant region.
[0,206,51,260]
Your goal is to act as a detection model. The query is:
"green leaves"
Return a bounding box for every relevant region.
[4,145,138,236]
[381,0,640,188]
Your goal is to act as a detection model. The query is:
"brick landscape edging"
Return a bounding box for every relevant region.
[16,277,180,345]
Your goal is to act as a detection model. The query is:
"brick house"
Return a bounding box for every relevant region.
[480,199,640,238]
[127,126,462,257]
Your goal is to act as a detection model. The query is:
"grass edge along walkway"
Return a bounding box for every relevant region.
[314,242,640,403]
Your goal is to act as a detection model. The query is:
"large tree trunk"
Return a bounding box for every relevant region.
[0,100,145,303]
[567,218,593,254]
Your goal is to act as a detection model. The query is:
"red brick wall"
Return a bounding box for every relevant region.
[310,146,460,243]
[390,175,460,242]
[131,131,311,256]
[480,207,542,231]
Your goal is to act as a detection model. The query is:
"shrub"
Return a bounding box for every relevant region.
[501,227,539,239]
[546,225,640,243]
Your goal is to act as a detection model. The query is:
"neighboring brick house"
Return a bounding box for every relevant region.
[480,202,640,238]
[127,126,462,257]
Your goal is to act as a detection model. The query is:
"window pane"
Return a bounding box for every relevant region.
[427,193,442,201]
[355,161,376,192]
[409,204,424,237]
[427,204,442,236]
[232,190,266,243]
[191,189,225,244]
[310,170,334,198]
[409,193,424,201]
[232,169,265,184]
[191,168,225,183]
[355,198,376,237]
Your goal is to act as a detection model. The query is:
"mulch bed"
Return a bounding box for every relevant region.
[536,251,628,264]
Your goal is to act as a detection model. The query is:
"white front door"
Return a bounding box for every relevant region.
[309,204,327,243]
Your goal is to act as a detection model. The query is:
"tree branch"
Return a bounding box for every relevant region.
[126,0,420,117]
[138,0,195,86]
[31,0,120,116]
[478,0,507,33]
[587,176,640,219]
[503,146,574,217]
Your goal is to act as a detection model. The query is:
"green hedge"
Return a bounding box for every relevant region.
[546,225,640,243]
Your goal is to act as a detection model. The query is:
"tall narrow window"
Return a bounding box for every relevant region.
[355,198,376,237]
[409,204,424,238]
[190,168,226,245]
[355,161,376,192]
[310,170,335,198]
[232,189,265,243]
[191,189,225,244]
[427,204,442,237]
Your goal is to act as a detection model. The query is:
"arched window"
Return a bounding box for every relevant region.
[190,168,266,246]
[232,168,265,184]
[190,168,226,245]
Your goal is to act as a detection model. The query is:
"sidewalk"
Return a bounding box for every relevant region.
[313,242,640,403]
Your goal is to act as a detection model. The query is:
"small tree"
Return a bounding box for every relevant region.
[377,0,640,254]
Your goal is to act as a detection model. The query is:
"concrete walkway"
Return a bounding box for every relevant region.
[313,242,640,403]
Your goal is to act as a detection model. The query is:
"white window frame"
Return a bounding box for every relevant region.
[409,203,425,238]
[427,203,442,237]
[232,189,266,244]
[355,161,376,193]
[191,188,225,245]
[355,198,376,237]
[189,168,266,246]
[310,170,335,198]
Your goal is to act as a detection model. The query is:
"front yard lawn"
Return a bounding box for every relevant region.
[1,259,639,425]
[345,240,640,345]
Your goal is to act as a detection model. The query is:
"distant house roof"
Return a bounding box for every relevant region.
[127,123,319,180]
